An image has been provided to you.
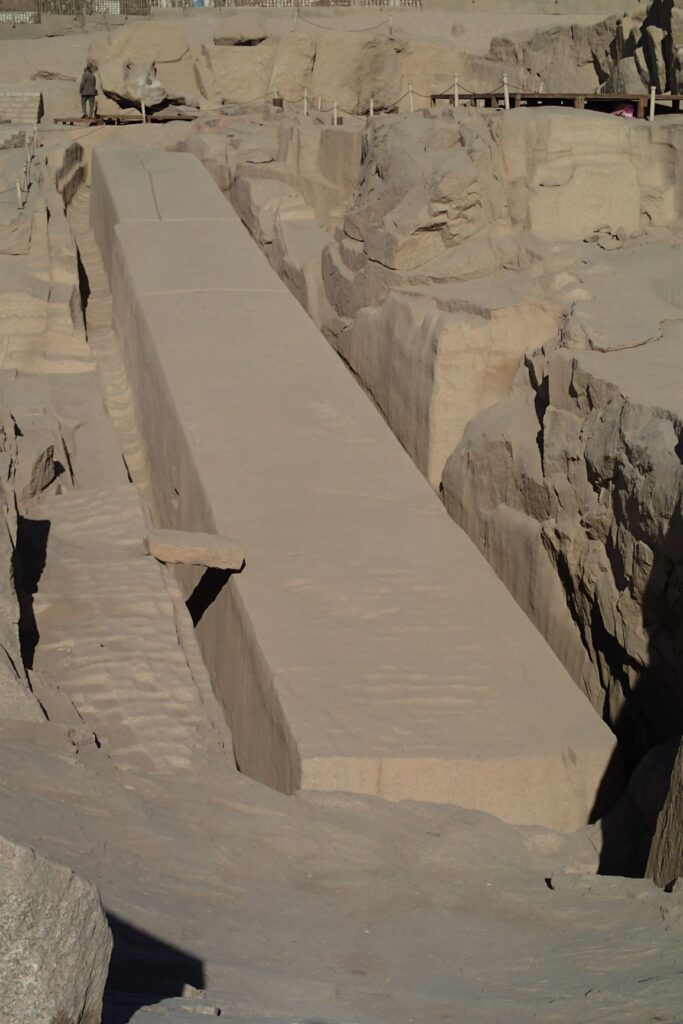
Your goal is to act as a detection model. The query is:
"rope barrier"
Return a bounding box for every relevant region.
[31,73,546,139]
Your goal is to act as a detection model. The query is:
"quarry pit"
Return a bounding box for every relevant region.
[0,3,681,1023]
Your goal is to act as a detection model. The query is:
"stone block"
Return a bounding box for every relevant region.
[145,528,245,571]
[0,834,112,1024]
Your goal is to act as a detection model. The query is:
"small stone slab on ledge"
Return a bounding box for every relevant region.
[144,528,245,571]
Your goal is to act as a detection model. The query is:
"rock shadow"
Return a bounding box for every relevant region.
[102,912,204,1024]
[186,566,234,627]
[13,515,50,671]
[592,507,683,877]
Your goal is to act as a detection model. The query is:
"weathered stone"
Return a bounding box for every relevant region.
[644,24,668,92]
[145,528,245,571]
[603,56,648,93]
[0,834,112,1024]
[443,336,683,762]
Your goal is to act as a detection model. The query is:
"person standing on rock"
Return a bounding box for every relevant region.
[79,63,97,120]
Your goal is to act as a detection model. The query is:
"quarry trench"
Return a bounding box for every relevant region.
[49,116,677,869]
[0,102,666,895]
[1,6,683,1019]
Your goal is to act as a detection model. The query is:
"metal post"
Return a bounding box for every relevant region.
[16,181,22,210]
[408,83,414,113]
[274,84,279,101]
[539,81,544,94]
[333,97,338,126]
[303,86,308,116]
[388,14,392,37]
[649,85,656,121]
[369,96,374,118]
[141,99,146,123]
[293,5,298,29]
[318,94,322,111]
[454,73,459,108]
[503,73,510,110]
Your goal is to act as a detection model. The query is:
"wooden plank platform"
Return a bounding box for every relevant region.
[53,110,199,126]
[430,91,683,119]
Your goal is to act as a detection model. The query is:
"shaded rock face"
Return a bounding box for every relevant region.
[648,738,683,885]
[0,834,112,1024]
[443,342,683,766]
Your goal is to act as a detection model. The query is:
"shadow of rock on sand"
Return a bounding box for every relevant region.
[102,912,205,1024]
[592,508,683,877]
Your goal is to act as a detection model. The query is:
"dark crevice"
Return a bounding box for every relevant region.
[186,567,234,627]
[76,246,90,327]
[13,516,50,672]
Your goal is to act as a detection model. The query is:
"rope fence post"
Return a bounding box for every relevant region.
[408,83,414,112]
[293,5,298,30]
[454,73,459,108]
[141,99,147,123]
[649,85,656,121]
[369,96,374,118]
[304,86,308,116]
[503,73,510,111]
[16,181,23,210]
[388,14,392,37]
[333,96,338,126]
[318,93,322,111]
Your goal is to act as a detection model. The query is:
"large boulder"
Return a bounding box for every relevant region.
[0,835,112,1024]
[88,23,219,111]
[98,60,166,109]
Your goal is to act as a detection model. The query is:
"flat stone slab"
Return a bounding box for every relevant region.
[145,528,245,571]
[91,146,620,831]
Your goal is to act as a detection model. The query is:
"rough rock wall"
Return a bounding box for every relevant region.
[200,104,683,499]
[648,738,683,885]
[0,395,45,723]
[492,0,683,94]
[318,108,681,486]
[443,337,683,765]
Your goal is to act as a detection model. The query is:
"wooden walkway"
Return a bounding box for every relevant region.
[54,110,198,126]
[430,90,683,119]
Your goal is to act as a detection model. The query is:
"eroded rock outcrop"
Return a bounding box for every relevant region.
[492,0,683,95]
[0,834,112,1024]
[443,335,683,762]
